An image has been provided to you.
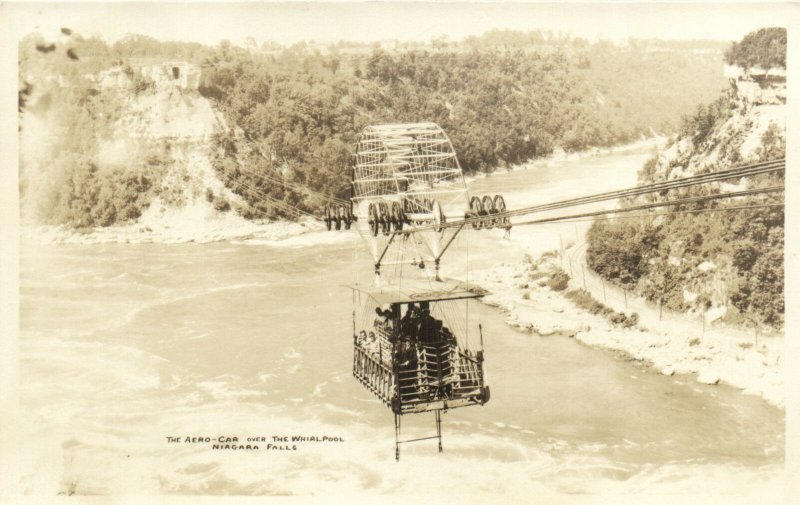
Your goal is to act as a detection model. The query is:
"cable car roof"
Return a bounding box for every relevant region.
[347,279,488,305]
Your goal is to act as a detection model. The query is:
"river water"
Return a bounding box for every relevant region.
[18,144,784,495]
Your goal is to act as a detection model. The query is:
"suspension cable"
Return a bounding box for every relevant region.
[234,129,351,206]
[228,179,306,217]
[527,202,784,225]
[513,185,784,227]
[409,158,785,232]
[245,166,350,206]
[227,178,317,219]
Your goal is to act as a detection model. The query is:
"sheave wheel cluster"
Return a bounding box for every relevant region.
[466,194,510,230]
[366,199,447,236]
[324,204,355,231]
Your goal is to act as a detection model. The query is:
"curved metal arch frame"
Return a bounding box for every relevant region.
[351,122,469,216]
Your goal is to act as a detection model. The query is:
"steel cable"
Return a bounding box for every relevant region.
[408,158,785,232]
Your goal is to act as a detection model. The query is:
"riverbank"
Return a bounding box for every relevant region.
[470,252,783,409]
[19,134,783,409]
[20,208,324,245]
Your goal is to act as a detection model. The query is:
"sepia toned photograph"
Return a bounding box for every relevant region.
[1,1,797,500]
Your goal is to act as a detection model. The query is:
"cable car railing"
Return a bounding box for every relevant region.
[353,344,395,406]
[353,330,487,415]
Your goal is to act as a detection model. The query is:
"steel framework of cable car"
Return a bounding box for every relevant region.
[331,123,507,460]
[329,122,511,284]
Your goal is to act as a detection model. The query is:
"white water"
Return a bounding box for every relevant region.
[18,144,783,495]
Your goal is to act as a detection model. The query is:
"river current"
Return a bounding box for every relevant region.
[18,144,784,495]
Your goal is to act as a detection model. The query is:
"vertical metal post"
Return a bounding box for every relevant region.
[435,410,443,453]
[394,414,400,462]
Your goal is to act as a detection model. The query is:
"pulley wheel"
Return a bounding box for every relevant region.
[334,207,342,230]
[337,206,349,230]
[391,201,404,231]
[481,195,494,229]
[493,194,509,228]
[378,201,390,235]
[469,196,484,230]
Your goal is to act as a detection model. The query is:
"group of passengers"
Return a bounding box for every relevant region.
[359,301,458,374]
[360,302,456,352]
[355,301,481,403]
[357,329,387,362]
[399,302,456,346]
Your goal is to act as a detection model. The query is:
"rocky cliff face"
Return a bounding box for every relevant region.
[105,62,268,239]
[643,70,784,325]
[22,61,273,241]
[725,64,786,106]
[649,65,785,180]
[99,64,233,202]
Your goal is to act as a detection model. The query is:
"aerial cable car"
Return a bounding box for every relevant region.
[340,123,504,460]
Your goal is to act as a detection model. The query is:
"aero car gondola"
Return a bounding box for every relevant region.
[349,279,490,460]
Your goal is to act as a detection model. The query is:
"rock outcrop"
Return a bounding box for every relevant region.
[724,64,786,109]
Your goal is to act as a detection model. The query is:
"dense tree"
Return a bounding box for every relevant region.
[724,27,786,69]
[20,29,727,223]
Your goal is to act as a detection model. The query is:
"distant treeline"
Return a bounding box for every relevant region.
[199,33,727,217]
[19,30,728,223]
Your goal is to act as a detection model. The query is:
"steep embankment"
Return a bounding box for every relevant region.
[586,61,785,329]
[20,62,318,244]
[20,31,729,238]
[582,29,788,330]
